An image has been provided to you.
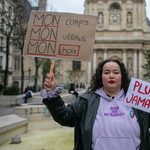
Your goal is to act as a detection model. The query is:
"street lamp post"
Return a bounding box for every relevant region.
[28,68,31,84]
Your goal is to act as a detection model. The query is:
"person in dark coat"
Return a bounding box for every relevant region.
[80,83,82,88]
[0,83,3,95]
[68,84,79,98]
[41,59,150,150]
[22,83,34,103]
[76,83,79,88]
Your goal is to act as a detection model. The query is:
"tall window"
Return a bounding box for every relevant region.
[73,61,81,71]
[0,37,4,51]
[15,40,20,49]
[1,19,4,30]
[8,7,12,18]
[13,81,19,88]
[0,75,4,83]
[0,56,2,69]
[14,56,20,70]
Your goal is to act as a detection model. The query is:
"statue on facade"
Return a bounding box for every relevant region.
[127,58,132,70]
[98,12,103,28]
[98,13,103,24]
[127,12,132,24]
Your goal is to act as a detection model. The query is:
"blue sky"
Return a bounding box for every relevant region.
[46,0,150,20]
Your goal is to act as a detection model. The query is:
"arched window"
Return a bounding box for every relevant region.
[110,3,120,10]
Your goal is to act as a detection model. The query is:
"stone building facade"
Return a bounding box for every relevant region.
[11,0,47,90]
[0,0,15,85]
[84,0,150,83]
[11,0,150,91]
[57,0,150,87]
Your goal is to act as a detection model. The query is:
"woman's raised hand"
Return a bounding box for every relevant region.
[44,73,56,91]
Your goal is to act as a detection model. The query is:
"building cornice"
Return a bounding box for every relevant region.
[94,39,150,43]
[86,0,144,3]
[96,29,150,33]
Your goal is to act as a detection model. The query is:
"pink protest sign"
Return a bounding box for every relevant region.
[125,77,150,113]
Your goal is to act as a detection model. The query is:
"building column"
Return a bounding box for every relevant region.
[123,49,127,67]
[103,49,107,60]
[87,62,91,83]
[133,49,137,78]
[93,49,97,72]
[139,50,143,79]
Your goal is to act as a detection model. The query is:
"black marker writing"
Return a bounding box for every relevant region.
[27,41,56,54]
[63,32,86,42]
[30,27,59,41]
[66,19,89,28]
[33,14,61,26]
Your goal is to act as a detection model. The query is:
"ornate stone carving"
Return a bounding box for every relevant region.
[109,10,121,25]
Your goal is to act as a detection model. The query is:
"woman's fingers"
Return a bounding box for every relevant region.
[44,81,50,87]
[44,73,56,91]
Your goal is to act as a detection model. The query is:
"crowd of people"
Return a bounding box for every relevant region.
[76,83,86,89]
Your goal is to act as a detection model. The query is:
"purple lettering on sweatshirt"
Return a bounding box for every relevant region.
[104,107,125,117]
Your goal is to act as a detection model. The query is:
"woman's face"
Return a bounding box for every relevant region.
[102,62,122,95]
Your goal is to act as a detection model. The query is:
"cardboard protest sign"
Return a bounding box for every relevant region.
[23,11,97,62]
[125,77,150,113]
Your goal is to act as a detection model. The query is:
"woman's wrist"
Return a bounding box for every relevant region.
[41,87,63,99]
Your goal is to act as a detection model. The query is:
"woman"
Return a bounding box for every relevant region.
[41,59,150,150]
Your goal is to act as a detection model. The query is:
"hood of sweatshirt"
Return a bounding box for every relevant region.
[91,88,141,150]
[95,87,125,101]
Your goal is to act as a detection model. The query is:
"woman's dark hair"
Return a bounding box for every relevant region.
[85,59,130,95]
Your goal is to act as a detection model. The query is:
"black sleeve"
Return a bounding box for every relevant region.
[43,96,84,127]
[43,96,75,127]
